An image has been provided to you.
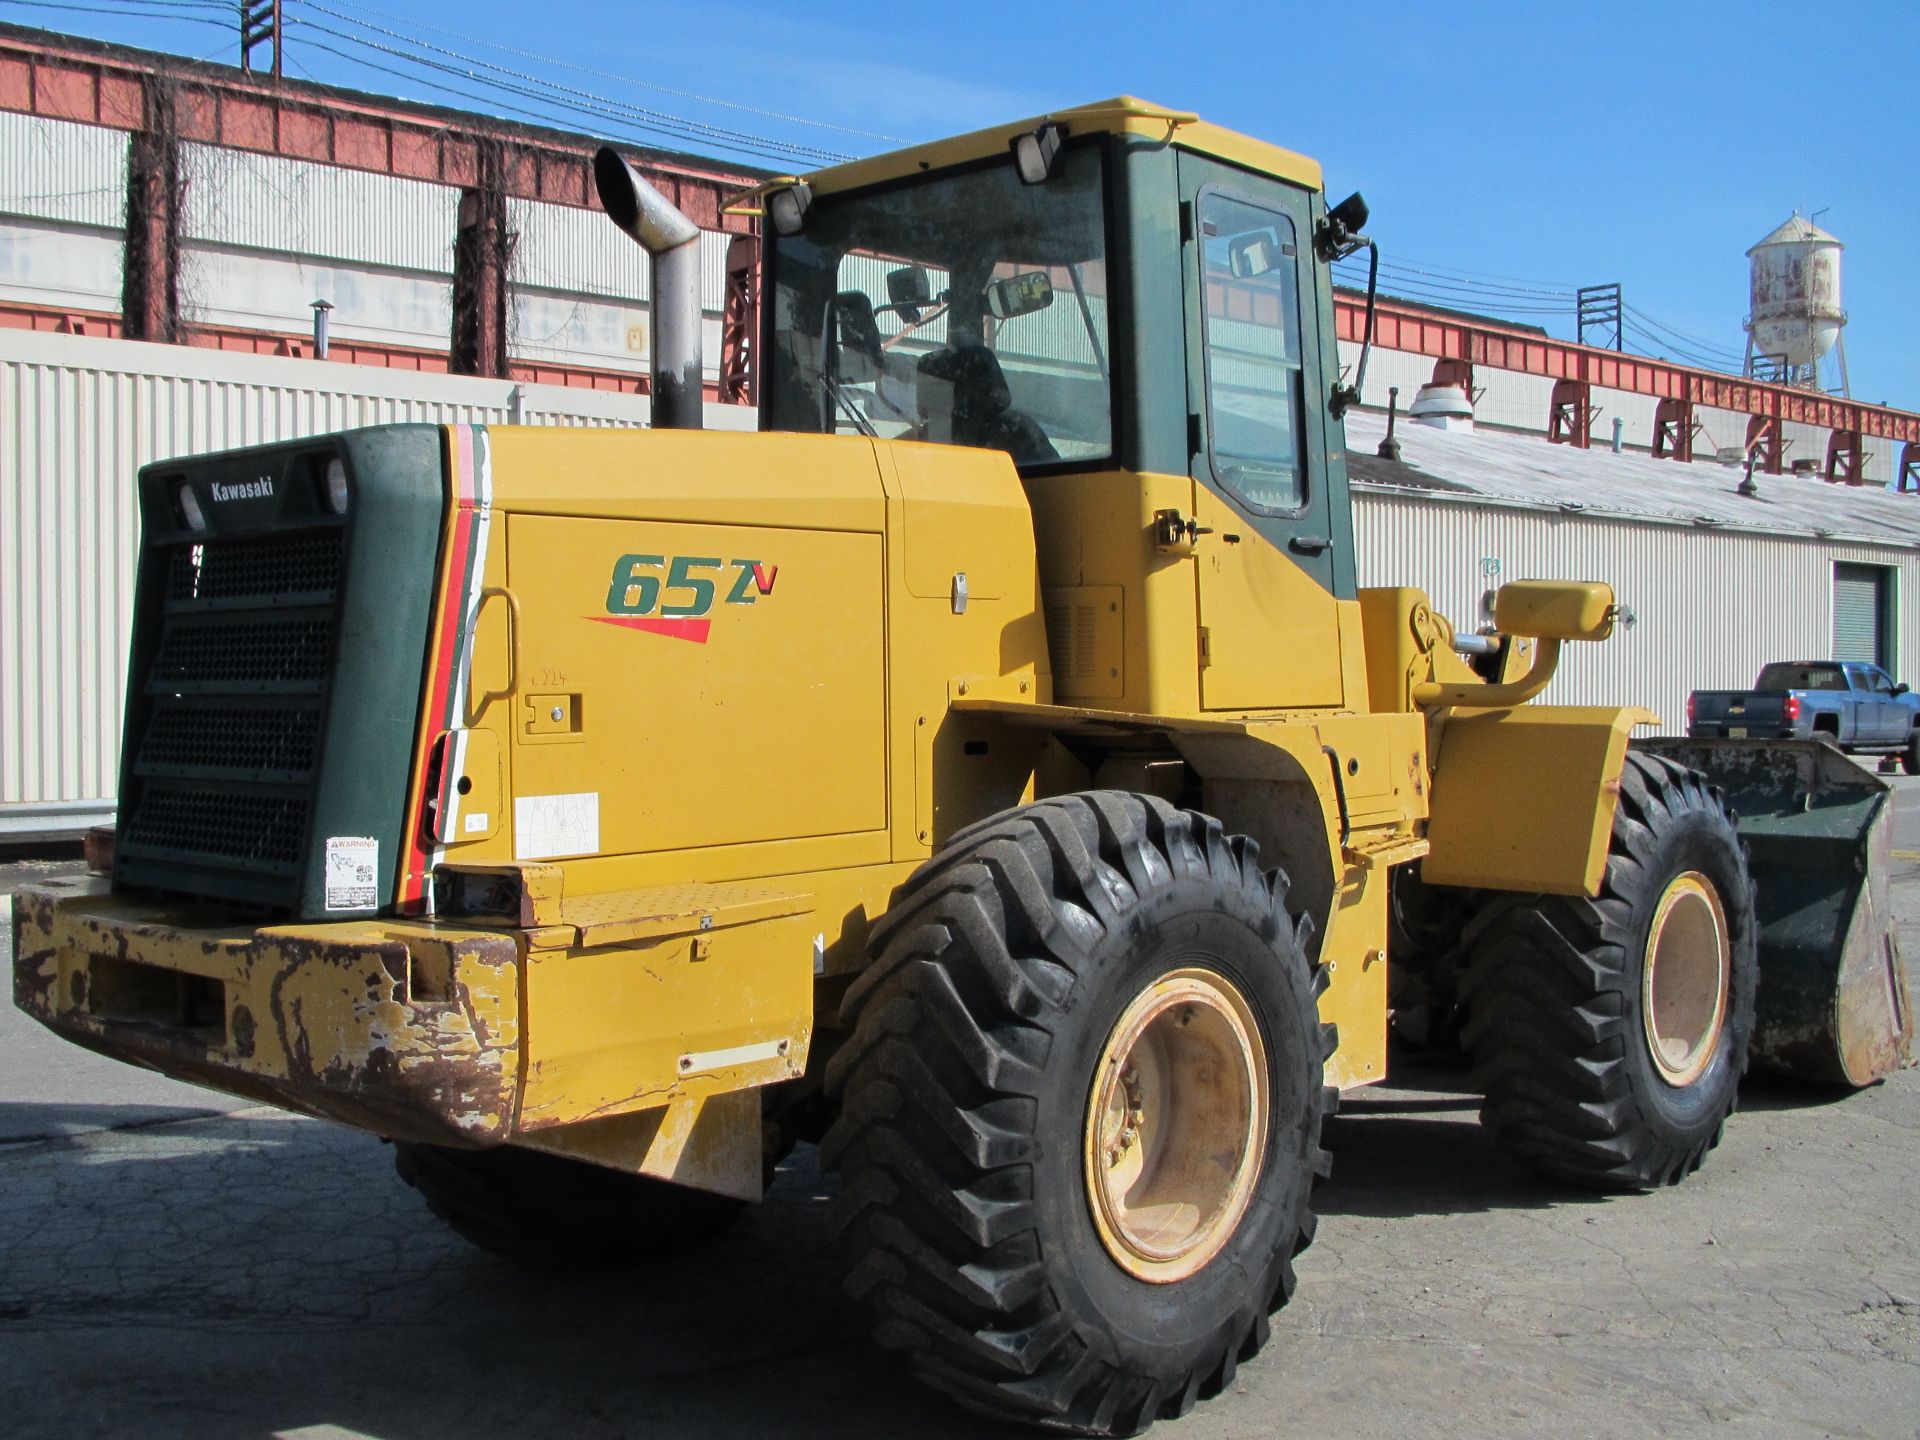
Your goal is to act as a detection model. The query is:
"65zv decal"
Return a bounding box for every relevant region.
[591,554,778,643]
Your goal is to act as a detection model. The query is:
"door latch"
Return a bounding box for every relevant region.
[1154,508,1214,551]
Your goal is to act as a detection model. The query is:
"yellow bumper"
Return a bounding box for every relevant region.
[11,877,521,1146]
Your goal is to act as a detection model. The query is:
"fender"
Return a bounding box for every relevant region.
[1422,704,1657,897]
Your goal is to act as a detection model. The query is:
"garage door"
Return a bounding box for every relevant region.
[1833,562,1888,666]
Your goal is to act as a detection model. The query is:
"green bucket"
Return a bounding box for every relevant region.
[1640,738,1915,1087]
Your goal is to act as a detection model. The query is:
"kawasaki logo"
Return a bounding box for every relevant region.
[210,476,275,502]
[592,553,778,644]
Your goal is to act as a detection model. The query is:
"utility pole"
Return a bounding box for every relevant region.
[1577,283,1622,352]
[240,1,282,80]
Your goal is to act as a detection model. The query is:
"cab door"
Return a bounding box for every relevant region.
[1861,666,1901,743]
[1178,153,1347,711]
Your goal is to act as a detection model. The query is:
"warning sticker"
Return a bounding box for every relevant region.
[514,792,600,860]
[325,835,379,910]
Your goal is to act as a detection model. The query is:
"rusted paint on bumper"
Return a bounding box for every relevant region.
[11,877,522,1144]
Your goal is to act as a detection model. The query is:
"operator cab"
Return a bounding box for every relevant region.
[757,99,1369,598]
[759,99,1372,717]
[762,137,1110,467]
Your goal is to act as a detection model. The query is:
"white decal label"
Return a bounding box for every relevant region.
[324,836,379,910]
[463,811,490,835]
[514,792,600,860]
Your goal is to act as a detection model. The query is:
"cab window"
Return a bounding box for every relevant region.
[1198,191,1306,512]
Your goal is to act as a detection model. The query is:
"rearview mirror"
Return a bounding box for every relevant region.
[1227,230,1290,279]
[1493,579,1618,643]
[985,270,1054,321]
[885,266,932,324]
[831,291,883,365]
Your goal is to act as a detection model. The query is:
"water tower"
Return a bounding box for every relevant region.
[1744,213,1848,395]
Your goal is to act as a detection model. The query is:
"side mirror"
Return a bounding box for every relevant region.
[831,291,883,364]
[1492,579,1618,643]
[885,265,932,324]
[1896,683,1910,696]
[1227,230,1289,279]
[1314,190,1370,261]
[985,270,1054,321]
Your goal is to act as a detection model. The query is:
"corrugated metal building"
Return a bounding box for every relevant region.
[0,326,753,836]
[1343,410,1920,727]
[3,23,1919,837]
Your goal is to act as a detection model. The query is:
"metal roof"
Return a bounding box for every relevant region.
[1343,409,1920,550]
[1748,213,1844,253]
[801,97,1323,199]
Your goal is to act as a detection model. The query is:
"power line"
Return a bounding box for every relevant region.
[1622,302,1744,365]
[284,21,841,166]
[286,14,849,165]
[1371,260,1575,301]
[0,0,859,165]
[0,0,232,27]
[295,0,899,144]
[1337,262,1576,309]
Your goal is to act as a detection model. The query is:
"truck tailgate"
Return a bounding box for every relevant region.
[1691,690,1791,736]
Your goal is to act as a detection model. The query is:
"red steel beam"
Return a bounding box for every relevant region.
[0,26,759,231]
[1336,293,1920,446]
[7,29,1916,445]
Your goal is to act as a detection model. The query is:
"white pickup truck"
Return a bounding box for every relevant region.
[1688,660,1920,772]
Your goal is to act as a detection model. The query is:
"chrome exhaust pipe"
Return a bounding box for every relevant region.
[593,147,704,431]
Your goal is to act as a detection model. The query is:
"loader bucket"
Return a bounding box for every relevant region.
[1639,738,1915,1087]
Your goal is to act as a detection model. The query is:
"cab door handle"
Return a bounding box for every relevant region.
[1289,534,1332,555]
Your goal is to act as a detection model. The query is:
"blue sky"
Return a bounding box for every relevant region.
[9,0,1920,408]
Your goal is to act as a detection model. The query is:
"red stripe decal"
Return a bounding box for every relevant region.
[590,614,712,644]
[401,425,483,907]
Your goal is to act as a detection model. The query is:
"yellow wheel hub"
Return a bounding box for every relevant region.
[1642,871,1731,1086]
[1083,968,1268,1283]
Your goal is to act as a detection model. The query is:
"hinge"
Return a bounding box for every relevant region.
[1187,412,1203,458]
[1178,200,1193,243]
[1198,626,1211,667]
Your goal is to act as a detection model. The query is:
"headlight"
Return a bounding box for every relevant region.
[175,482,206,531]
[324,457,350,514]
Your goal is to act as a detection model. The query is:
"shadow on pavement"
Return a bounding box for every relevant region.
[0,1100,230,1144]
[1315,1050,1612,1221]
[1316,1106,1597,1221]
[1735,1070,1870,1113]
[0,1117,1002,1440]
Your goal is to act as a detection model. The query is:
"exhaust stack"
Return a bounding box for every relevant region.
[593,147,704,431]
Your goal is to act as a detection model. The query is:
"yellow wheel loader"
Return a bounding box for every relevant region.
[13,98,1914,1433]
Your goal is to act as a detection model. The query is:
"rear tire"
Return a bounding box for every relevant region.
[1460,751,1757,1189]
[822,792,1333,1435]
[394,1141,744,1266]
[1902,731,1920,776]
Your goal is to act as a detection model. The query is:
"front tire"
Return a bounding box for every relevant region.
[1460,751,1757,1189]
[822,793,1332,1435]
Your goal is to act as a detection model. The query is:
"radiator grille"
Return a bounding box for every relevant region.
[148,612,336,692]
[120,787,310,870]
[167,533,343,606]
[139,702,323,781]
[118,524,347,904]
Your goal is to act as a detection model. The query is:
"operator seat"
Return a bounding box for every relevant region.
[916,343,1059,464]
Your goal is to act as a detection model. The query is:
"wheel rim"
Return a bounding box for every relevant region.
[1083,967,1268,1283]
[1641,871,1731,1086]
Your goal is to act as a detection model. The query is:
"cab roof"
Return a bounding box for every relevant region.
[801,96,1324,198]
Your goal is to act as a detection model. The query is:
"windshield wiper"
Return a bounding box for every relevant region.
[1067,263,1109,390]
[819,300,879,438]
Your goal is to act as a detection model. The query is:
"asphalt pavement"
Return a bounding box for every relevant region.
[4,783,1919,1440]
